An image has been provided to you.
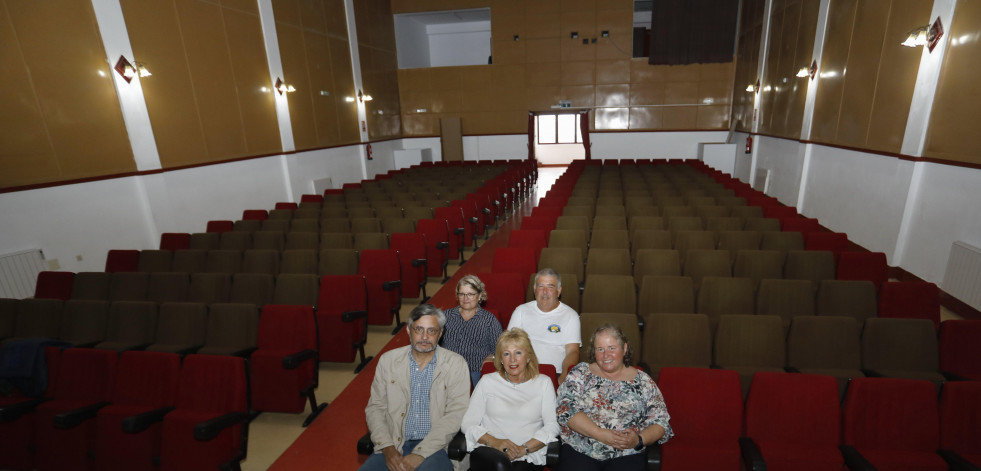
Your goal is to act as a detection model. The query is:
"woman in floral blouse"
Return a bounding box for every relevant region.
[555,323,673,470]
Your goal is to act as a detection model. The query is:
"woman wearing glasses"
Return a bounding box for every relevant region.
[441,274,503,387]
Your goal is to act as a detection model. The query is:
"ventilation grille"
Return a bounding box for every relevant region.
[0,249,46,299]
[942,241,981,311]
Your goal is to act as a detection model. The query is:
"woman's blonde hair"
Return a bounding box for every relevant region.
[494,328,539,380]
[456,274,488,303]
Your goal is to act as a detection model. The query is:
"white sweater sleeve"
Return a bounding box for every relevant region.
[461,377,489,451]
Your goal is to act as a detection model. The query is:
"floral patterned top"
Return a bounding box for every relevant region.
[556,362,673,460]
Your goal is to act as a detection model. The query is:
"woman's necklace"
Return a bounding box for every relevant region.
[505,371,524,386]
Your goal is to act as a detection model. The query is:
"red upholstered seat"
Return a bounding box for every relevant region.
[159,232,191,250]
[0,346,61,471]
[435,206,467,263]
[836,251,888,292]
[841,377,948,471]
[940,381,981,468]
[416,218,451,279]
[205,220,233,233]
[160,355,249,471]
[34,271,74,300]
[105,249,140,273]
[95,351,181,471]
[520,215,556,238]
[251,305,321,416]
[744,372,843,471]
[780,217,821,234]
[358,249,403,327]
[35,348,118,471]
[507,229,548,263]
[657,367,743,471]
[762,206,797,219]
[389,233,429,299]
[805,232,850,258]
[476,272,525,328]
[316,275,372,371]
[878,281,941,327]
[939,320,981,380]
[492,247,538,280]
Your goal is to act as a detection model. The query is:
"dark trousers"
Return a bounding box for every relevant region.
[555,443,645,471]
[470,447,544,471]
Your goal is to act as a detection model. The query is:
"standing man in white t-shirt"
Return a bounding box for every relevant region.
[507,268,581,383]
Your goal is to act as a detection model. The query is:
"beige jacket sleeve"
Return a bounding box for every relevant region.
[364,348,406,452]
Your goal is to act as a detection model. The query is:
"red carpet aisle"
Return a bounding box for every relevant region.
[270,197,536,470]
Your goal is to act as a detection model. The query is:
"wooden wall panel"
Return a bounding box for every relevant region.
[810,0,856,142]
[924,0,981,164]
[835,0,889,148]
[758,0,819,139]
[393,0,731,137]
[730,0,764,132]
[355,0,401,141]
[0,0,133,189]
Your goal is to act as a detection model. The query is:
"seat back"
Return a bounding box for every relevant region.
[112,351,180,407]
[109,272,149,301]
[280,249,317,274]
[696,277,756,332]
[581,274,636,315]
[760,231,804,253]
[633,249,681,286]
[172,249,208,272]
[939,320,981,379]
[317,275,368,362]
[105,250,140,273]
[861,318,940,374]
[547,229,588,262]
[160,233,191,251]
[229,273,274,306]
[71,272,111,300]
[103,301,158,347]
[318,248,359,276]
[584,248,632,277]
[241,249,280,274]
[538,248,584,282]
[842,377,940,452]
[744,372,840,447]
[508,229,548,262]
[200,303,259,355]
[878,281,940,327]
[939,381,981,455]
[138,250,173,273]
[219,231,252,251]
[14,298,64,338]
[815,280,877,322]
[756,278,815,328]
[713,314,785,369]
[783,250,836,291]
[205,249,243,274]
[34,271,75,300]
[151,302,208,350]
[258,304,317,351]
[272,274,319,307]
[175,354,248,413]
[59,300,108,345]
[638,275,694,315]
[787,315,862,371]
[478,272,526,327]
[589,230,629,250]
[657,367,743,441]
[717,231,761,262]
[358,249,402,325]
[641,314,712,377]
[491,247,538,278]
[683,249,732,291]
[578,312,641,363]
[54,348,118,402]
[836,251,888,292]
[147,272,190,303]
[188,273,232,304]
[353,232,389,251]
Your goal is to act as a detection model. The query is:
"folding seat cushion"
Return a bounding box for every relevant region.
[841,378,947,471]
[96,301,158,352]
[316,275,371,368]
[939,381,981,468]
[147,302,208,354]
[71,272,110,300]
[713,314,786,397]
[581,274,637,316]
[657,367,743,470]
[138,250,173,273]
[938,320,981,380]
[58,300,108,347]
[358,249,403,327]
[159,233,191,251]
[756,279,815,329]
[836,251,888,292]
[638,275,695,315]
[197,303,259,356]
[34,271,74,300]
[492,247,538,281]
[878,281,941,327]
[109,272,149,301]
[95,351,181,471]
[743,372,843,471]
[641,314,712,378]
[478,272,526,328]
[786,316,864,398]
[584,248,632,277]
[815,280,877,323]
[160,355,249,471]
[35,348,118,471]
[250,305,320,413]
[105,249,140,273]
[861,318,945,386]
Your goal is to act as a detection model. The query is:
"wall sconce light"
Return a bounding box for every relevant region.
[344,96,356,102]
[746,79,760,93]
[902,17,943,51]
[513,35,519,41]
[275,78,296,95]
[571,32,579,39]
[796,67,809,78]
[113,55,151,83]
[358,89,373,102]
[797,60,818,79]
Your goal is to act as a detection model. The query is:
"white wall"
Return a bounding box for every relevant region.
[427,22,490,67]
[394,16,430,69]
[755,136,805,206]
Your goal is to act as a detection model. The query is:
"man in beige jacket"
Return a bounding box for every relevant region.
[361,304,470,471]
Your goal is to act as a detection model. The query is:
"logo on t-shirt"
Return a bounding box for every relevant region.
[548,324,561,333]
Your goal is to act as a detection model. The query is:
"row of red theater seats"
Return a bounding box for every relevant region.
[654,367,981,471]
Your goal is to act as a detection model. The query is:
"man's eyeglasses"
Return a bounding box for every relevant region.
[456,292,478,299]
[411,326,440,336]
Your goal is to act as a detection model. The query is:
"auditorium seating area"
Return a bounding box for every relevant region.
[5,159,980,471]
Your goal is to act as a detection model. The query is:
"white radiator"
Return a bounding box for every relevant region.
[0,249,47,299]
[942,241,981,311]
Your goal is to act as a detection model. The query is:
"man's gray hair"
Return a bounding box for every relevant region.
[533,268,562,289]
[408,303,446,329]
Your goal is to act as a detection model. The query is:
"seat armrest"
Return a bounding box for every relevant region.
[738,436,766,471]
[646,442,662,471]
[283,349,316,370]
[941,370,970,381]
[0,397,50,422]
[193,411,251,441]
[785,366,802,373]
[72,340,100,348]
[436,242,449,249]
[411,258,427,268]
[357,432,374,455]
[54,401,111,429]
[175,345,203,356]
[861,369,885,378]
[231,346,257,358]
[447,431,467,461]
[546,439,562,466]
[938,449,981,471]
[469,217,479,224]
[839,444,876,471]
[122,406,175,434]
[342,310,368,323]
[453,228,464,235]
[382,280,402,291]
